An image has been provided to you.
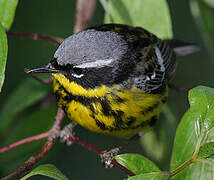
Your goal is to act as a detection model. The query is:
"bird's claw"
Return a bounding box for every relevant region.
[100,148,120,168]
[60,123,77,146]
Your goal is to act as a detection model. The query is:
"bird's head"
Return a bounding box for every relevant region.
[27,29,138,90]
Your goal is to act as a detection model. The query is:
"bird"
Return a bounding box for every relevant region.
[26,24,199,138]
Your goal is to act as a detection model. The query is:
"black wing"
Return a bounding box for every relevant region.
[91,24,176,93]
[132,39,176,93]
[89,24,198,93]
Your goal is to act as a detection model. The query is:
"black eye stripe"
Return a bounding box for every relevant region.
[51,58,73,71]
[51,58,86,75]
[73,67,84,75]
[72,67,83,75]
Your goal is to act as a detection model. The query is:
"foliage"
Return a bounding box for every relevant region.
[104,0,173,39]
[0,23,7,93]
[190,0,214,59]
[0,0,18,92]
[0,0,214,179]
[21,164,68,180]
[0,0,18,30]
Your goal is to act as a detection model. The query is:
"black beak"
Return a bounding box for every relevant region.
[25,63,59,74]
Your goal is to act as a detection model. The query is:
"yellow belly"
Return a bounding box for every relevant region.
[52,73,167,138]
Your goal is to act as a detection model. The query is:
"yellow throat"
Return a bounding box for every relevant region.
[52,73,168,138]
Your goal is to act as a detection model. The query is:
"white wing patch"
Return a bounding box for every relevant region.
[154,46,165,72]
[74,58,114,69]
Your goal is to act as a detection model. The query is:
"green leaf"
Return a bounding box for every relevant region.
[170,109,198,170]
[0,0,18,30]
[206,127,214,142]
[21,164,69,180]
[171,86,214,180]
[115,153,160,175]
[0,78,49,133]
[0,23,7,93]
[188,86,214,136]
[190,0,214,58]
[104,0,173,39]
[198,142,214,158]
[128,172,169,180]
[171,161,214,180]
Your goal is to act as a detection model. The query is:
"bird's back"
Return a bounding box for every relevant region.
[89,24,176,93]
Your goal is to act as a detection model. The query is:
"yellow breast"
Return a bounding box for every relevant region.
[52,73,167,138]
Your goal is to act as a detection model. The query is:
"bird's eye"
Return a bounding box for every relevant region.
[73,67,84,75]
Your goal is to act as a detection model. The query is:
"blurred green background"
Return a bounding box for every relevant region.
[0,0,213,179]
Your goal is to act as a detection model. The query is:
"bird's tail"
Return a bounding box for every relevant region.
[164,39,201,57]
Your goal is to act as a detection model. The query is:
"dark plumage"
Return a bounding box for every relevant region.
[50,24,199,93]
[26,24,200,138]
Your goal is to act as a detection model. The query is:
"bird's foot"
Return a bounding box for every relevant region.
[59,123,77,146]
[100,148,120,168]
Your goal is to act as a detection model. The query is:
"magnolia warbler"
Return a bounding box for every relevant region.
[27,24,199,138]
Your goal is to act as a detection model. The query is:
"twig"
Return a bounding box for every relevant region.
[168,83,190,93]
[1,141,54,180]
[74,0,97,33]
[0,132,49,154]
[111,159,135,176]
[1,108,64,180]
[48,108,65,139]
[69,135,102,154]
[39,94,56,108]
[68,135,136,177]
[6,31,62,45]
[6,0,97,47]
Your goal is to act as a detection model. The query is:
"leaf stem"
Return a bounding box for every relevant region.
[170,157,194,177]
[192,136,202,160]
[170,135,202,177]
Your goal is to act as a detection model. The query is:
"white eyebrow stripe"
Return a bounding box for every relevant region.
[74,58,114,68]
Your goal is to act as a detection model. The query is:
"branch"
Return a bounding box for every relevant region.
[6,0,97,47]
[168,83,190,93]
[68,135,136,177]
[2,1,135,178]
[6,31,63,45]
[0,132,49,154]
[1,108,64,180]
[2,141,54,180]
[74,0,97,33]
[69,135,102,154]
